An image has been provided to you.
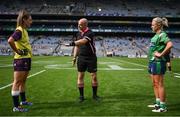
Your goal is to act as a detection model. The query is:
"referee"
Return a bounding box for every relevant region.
[66,18,99,102]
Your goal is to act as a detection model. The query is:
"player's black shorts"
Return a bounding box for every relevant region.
[164,54,170,62]
[13,58,31,71]
[77,56,97,73]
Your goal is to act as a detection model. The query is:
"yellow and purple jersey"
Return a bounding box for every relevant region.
[11,26,32,59]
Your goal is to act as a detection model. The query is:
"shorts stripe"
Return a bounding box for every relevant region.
[148,61,166,75]
[157,62,161,74]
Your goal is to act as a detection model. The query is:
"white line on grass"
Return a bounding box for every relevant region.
[107,58,180,76]
[175,76,180,78]
[0,60,11,62]
[174,73,180,75]
[0,70,46,90]
[0,64,13,68]
[107,58,147,68]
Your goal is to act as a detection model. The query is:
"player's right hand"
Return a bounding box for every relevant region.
[17,49,28,56]
[72,57,77,66]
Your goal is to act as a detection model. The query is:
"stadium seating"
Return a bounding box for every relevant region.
[0,0,179,17]
[1,36,179,58]
[0,0,179,57]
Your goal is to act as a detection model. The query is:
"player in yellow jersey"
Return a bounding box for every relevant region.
[8,10,33,112]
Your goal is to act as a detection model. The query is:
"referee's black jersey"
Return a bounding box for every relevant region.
[76,28,96,57]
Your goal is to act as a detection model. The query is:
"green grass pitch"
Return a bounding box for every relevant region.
[0,56,180,116]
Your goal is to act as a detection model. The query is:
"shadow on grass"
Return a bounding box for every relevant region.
[102,93,151,102]
[32,93,151,110]
[168,103,180,113]
[32,98,102,110]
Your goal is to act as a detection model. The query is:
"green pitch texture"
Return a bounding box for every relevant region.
[0,56,180,116]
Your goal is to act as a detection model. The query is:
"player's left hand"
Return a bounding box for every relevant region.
[154,51,162,58]
[72,57,76,66]
[17,49,28,56]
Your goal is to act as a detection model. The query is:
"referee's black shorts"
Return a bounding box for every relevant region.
[77,56,97,73]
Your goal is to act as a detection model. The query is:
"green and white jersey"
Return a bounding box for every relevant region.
[148,31,170,62]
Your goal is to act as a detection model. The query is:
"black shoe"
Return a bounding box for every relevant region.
[79,96,85,103]
[93,95,101,101]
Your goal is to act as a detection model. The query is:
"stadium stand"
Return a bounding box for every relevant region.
[0,0,179,17]
[0,35,180,57]
[0,0,179,57]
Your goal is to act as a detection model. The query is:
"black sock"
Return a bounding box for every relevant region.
[92,82,98,97]
[20,92,26,102]
[78,87,84,97]
[12,96,19,107]
[78,83,84,97]
[168,66,171,71]
[92,86,97,97]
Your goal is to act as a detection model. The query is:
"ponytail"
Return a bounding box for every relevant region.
[162,17,168,27]
[153,17,169,29]
[17,9,30,27]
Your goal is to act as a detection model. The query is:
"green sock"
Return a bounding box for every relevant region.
[160,102,167,109]
[156,98,160,105]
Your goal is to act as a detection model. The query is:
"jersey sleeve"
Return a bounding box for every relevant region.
[84,31,94,42]
[159,32,170,44]
[11,30,22,41]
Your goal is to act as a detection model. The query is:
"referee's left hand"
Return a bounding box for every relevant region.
[72,57,76,66]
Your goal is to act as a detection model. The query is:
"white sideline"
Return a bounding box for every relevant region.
[108,57,180,76]
[174,73,180,76]
[0,70,46,90]
[107,57,147,68]
[175,76,180,78]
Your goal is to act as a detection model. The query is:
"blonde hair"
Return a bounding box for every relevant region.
[153,17,168,29]
[17,9,31,27]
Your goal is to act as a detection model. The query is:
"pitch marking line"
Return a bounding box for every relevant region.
[108,58,180,76]
[0,64,13,68]
[175,76,180,78]
[174,73,180,75]
[0,70,46,90]
[174,73,180,78]
[107,57,147,68]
